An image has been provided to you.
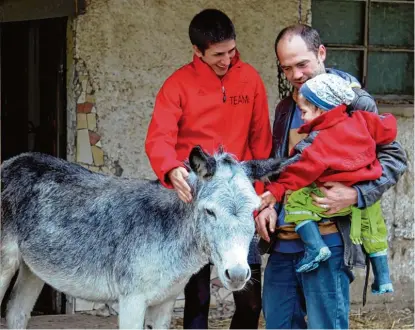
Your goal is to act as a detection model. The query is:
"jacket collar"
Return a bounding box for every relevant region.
[298,104,348,134]
[192,49,241,78]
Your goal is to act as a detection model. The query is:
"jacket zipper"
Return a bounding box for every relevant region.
[221,85,226,103]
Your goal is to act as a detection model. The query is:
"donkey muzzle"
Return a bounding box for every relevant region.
[224,264,251,286]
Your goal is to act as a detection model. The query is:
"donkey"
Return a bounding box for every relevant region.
[1,146,288,329]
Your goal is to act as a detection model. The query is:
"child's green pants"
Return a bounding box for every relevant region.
[284,185,388,254]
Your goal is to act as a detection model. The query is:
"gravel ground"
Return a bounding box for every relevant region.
[1,307,413,329]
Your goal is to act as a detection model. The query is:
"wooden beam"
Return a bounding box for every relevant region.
[0,0,86,23]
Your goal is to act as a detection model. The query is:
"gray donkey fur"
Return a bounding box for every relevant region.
[1,146,289,329]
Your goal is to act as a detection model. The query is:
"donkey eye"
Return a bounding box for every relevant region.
[205,209,216,217]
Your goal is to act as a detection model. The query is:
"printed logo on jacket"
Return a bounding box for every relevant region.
[230,95,249,105]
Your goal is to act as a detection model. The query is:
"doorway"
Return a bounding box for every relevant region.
[1,16,67,316]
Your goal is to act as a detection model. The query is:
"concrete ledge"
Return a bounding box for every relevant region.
[378,105,414,117]
[350,270,414,308]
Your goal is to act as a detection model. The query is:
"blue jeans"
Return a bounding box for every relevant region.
[263,246,354,329]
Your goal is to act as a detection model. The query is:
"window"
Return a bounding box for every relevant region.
[312,0,414,102]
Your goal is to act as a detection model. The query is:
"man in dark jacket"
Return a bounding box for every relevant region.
[255,24,407,329]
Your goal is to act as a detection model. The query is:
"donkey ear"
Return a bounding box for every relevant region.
[241,156,297,182]
[189,146,217,179]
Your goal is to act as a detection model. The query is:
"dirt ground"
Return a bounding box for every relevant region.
[1,307,413,329]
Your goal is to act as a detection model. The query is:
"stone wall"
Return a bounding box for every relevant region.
[66,0,413,316]
[68,0,311,316]
[350,108,414,307]
[67,0,311,176]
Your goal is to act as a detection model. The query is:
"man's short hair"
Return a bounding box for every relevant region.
[189,9,236,54]
[275,24,322,58]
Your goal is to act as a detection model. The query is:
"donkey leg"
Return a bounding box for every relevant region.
[0,235,20,304]
[145,298,176,329]
[6,261,45,329]
[119,294,146,329]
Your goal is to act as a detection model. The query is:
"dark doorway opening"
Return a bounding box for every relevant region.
[1,17,67,160]
[1,16,67,316]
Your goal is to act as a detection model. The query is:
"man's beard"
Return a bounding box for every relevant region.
[293,60,326,92]
[312,60,326,78]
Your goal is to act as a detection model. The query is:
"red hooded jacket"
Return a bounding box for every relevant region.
[267,105,397,201]
[145,52,272,187]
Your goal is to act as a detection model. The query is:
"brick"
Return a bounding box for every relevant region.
[77,102,94,113]
[89,131,101,145]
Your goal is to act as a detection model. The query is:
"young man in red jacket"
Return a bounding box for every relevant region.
[145,9,272,329]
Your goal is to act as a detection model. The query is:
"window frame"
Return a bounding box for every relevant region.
[314,0,414,102]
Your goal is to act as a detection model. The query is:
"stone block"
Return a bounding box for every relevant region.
[76,129,93,165]
[100,166,111,174]
[89,166,100,172]
[87,113,97,130]
[91,145,104,166]
[86,94,96,103]
[77,113,88,129]
[77,92,86,104]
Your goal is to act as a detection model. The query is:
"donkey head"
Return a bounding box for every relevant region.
[188,146,289,291]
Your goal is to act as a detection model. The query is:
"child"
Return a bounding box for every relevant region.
[260,73,396,295]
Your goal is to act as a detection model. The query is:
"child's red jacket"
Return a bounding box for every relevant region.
[267,104,397,202]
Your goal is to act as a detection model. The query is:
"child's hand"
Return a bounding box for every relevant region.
[259,191,277,211]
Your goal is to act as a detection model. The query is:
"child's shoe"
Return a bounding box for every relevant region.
[295,220,332,273]
[370,250,394,295]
